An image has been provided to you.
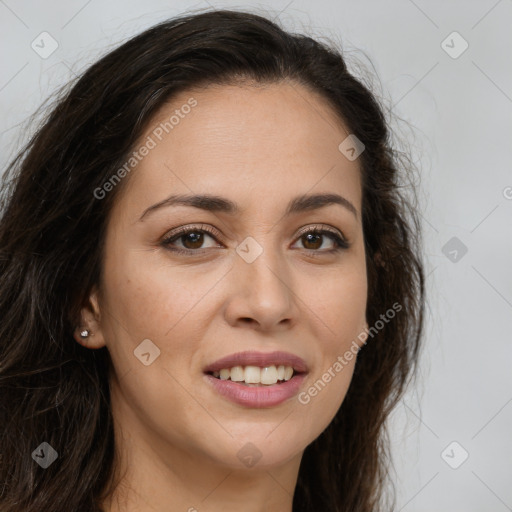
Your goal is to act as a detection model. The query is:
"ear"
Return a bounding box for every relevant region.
[73,286,106,349]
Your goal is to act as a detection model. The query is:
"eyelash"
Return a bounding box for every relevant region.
[160,223,350,256]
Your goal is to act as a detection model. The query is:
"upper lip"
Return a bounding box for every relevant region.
[203,350,308,374]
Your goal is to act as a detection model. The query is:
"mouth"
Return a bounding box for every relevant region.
[202,351,308,407]
[203,350,308,384]
[205,365,303,386]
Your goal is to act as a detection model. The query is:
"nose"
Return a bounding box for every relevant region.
[223,241,298,332]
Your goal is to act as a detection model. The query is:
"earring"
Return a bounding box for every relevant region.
[80,329,90,338]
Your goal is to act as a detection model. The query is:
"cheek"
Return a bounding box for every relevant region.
[101,253,223,448]
[102,248,220,340]
[99,247,234,403]
[296,336,359,443]
[295,265,367,432]
[303,263,368,341]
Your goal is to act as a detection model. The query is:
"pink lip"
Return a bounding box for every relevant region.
[203,350,308,373]
[203,350,309,408]
[204,373,307,408]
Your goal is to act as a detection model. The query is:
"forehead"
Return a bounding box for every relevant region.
[117,81,362,218]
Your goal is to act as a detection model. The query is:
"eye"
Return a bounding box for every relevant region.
[292,225,349,253]
[160,223,350,256]
[161,224,222,254]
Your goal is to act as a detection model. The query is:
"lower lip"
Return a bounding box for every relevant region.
[204,373,307,408]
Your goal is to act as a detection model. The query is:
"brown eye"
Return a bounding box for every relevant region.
[161,224,349,256]
[301,232,323,250]
[294,227,349,252]
[180,231,206,249]
[161,225,223,254]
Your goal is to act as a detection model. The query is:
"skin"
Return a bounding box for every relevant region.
[75,81,369,512]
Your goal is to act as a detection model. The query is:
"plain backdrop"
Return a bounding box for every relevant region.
[1,1,511,510]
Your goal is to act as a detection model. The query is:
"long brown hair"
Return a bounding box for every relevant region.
[0,9,425,511]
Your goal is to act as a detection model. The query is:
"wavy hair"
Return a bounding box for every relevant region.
[0,9,425,511]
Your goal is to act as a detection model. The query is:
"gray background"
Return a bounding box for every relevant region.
[1,1,511,510]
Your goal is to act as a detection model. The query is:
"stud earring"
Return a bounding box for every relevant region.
[80,329,90,338]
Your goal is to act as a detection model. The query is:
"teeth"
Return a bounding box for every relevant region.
[211,365,295,385]
[230,365,244,382]
[260,365,278,385]
[244,366,261,384]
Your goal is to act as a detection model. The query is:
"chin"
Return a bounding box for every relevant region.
[201,427,309,470]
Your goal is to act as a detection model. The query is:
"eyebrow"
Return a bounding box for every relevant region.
[138,192,358,221]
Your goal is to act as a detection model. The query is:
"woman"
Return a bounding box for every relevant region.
[0,9,425,512]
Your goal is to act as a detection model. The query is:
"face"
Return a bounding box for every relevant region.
[80,82,368,471]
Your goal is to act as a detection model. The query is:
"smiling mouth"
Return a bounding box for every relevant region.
[206,364,300,386]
